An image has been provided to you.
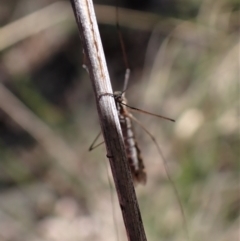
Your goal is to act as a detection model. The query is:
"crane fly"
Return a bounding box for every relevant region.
[114,89,147,184]
[89,70,175,185]
[89,4,189,240]
[113,76,174,184]
[114,88,175,185]
[89,5,175,185]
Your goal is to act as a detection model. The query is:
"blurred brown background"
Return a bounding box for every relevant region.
[0,0,239,241]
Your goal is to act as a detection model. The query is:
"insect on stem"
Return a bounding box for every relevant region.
[89,3,189,240]
[114,3,189,239]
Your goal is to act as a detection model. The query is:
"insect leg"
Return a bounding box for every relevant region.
[88,131,104,151]
[127,113,190,240]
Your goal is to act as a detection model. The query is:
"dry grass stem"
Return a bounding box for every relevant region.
[69,0,147,240]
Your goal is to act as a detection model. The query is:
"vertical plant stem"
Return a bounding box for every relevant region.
[69,0,147,240]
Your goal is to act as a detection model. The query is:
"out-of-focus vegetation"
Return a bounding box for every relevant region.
[0,0,239,241]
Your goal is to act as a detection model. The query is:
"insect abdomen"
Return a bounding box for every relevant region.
[115,95,146,185]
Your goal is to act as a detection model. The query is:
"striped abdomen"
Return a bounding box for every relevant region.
[114,92,146,184]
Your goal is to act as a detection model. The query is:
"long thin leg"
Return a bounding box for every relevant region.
[122,68,131,94]
[115,2,131,94]
[88,131,104,151]
[120,101,175,122]
[127,113,189,240]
